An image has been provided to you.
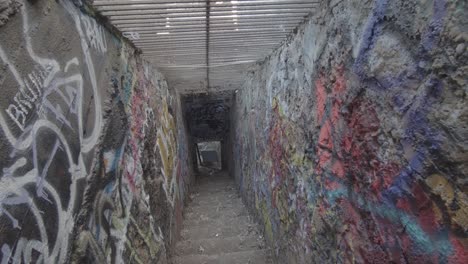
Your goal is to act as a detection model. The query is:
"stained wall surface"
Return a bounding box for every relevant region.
[0,0,193,263]
[231,0,468,263]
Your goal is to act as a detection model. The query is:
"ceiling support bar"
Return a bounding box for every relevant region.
[205,0,210,91]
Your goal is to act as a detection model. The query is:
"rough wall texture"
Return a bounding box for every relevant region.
[231,0,468,263]
[0,0,21,27]
[0,0,193,263]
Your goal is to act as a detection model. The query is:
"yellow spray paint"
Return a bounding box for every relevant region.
[425,174,468,231]
[156,99,178,205]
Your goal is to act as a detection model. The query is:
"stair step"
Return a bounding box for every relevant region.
[172,172,270,264]
[183,213,252,228]
[189,194,241,205]
[196,179,232,184]
[175,235,265,255]
[195,184,236,189]
[173,249,269,264]
[180,223,257,240]
[186,200,244,211]
[192,187,238,196]
[184,207,249,221]
[187,202,245,212]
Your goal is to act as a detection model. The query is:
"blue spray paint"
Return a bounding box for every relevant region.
[350,0,447,203]
[323,179,454,257]
[353,0,389,79]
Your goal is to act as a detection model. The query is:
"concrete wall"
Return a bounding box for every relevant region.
[0,0,193,263]
[231,0,467,263]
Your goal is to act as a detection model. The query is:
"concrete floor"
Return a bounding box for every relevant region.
[172,169,271,264]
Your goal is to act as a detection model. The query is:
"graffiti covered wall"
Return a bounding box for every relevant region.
[231,0,467,263]
[0,0,193,263]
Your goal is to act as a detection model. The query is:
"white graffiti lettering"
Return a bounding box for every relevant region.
[0,1,104,262]
[81,14,108,53]
[123,32,140,40]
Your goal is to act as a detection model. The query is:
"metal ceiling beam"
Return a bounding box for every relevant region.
[136,42,280,49]
[94,0,316,5]
[163,69,247,72]
[141,41,280,47]
[149,47,270,52]
[137,42,282,48]
[142,50,273,56]
[135,30,286,37]
[105,8,313,18]
[111,13,309,22]
[144,50,269,57]
[151,62,257,68]
[162,72,208,76]
[162,75,239,79]
[138,45,279,52]
[135,30,291,38]
[144,50,269,56]
[163,70,244,74]
[136,40,283,47]
[153,55,266,60]
[115,17,304,26]
[149,57,259,62]
[162,72,207,75]
[161,72,207,75]
[153,63,256,69]
[120,22,299,31]
[126,26,296,34]
[109,11,312,21]
[137,44,280,50]
[94,0,319,7]
[163,69,244,72]
[133,35,286,44]
[119,21,295,29]
[146,52,267,57]
[92,0,316,93]
[122,25,295,34]
[135,36,286,42]
[139,44,280,51]
[205,0,210,90]
[148,59,265,64]
[96,2,318,12]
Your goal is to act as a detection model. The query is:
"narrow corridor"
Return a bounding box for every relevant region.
[172,169,271,264]
[0,0,467,263]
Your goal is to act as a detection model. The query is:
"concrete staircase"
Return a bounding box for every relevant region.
[172,169,271,264]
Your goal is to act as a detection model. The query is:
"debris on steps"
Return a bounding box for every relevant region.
[172,169,271,264]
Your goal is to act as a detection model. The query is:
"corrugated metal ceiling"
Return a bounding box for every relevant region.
[92,0,318,93]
